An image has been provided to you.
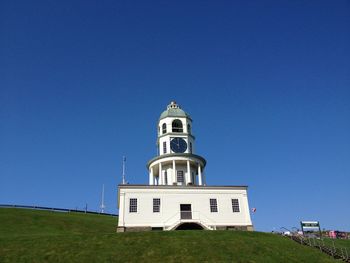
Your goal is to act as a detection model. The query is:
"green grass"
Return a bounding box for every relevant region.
[0,208,337,262]
[323,237,350,251]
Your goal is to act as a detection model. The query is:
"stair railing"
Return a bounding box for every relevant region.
[162,212,180,230]
[162,211,217,230]
[288,234,350,262]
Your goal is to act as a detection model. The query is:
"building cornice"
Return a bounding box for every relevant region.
[147,153,206,169]
[118,184,248,190]
[159,116,193,122]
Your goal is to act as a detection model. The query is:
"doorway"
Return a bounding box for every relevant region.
[180,204,192,219]
[175,223,203,230]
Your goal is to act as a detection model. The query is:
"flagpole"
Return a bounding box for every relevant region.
[122,156,126,184]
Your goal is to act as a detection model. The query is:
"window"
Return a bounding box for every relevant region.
[189,142,193,153]
[152,227,163,231]
[164,171,168,185]
[187,124,191,134]
[163,141,167,154]
[177,171,184,183]
[232,199,240,213]
[162,123,167,134]
[153,198,160,213]
[129,198,137,213]
[172,119,183,133]
[210,199,218,212]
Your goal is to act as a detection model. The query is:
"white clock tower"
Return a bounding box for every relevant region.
[117,101,253,232]
[147,101,206,186]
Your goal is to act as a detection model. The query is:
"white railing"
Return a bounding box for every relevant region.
[163,212,181,230]
[196,212,217,230]
[163,211,216,230]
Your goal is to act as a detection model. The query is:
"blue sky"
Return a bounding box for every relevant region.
[1,1,349,231]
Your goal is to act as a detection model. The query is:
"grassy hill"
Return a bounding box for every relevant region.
[0,208,338,262]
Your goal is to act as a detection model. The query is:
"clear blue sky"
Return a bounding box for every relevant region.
[1,1,349,232]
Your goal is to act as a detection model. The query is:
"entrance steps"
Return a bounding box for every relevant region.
[163,211,216,231]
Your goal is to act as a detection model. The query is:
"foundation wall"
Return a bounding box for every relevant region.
[117,225,254,232]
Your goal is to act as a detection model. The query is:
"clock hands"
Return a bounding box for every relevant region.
[170,138,187,153]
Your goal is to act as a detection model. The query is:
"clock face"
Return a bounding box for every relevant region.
[170,138,187,153]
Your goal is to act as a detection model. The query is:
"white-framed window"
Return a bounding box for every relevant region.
[164,171,168,185]
[129,198,137,213]
[163,141,167,154]
[153,198,160,213]
[210,198,218,213]
[172,119,183,133]
[177,171,184,183]
[231,199,240,213]
[162,123,167,134]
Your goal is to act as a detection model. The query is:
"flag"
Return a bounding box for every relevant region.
[252,208,256,213]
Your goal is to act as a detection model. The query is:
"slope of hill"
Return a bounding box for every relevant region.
[0,208,336,262]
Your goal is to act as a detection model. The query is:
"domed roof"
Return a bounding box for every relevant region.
[159,101,191,120]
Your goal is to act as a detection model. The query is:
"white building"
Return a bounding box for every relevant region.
[117,101,253,231]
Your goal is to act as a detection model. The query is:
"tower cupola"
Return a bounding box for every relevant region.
[147,101,206,186]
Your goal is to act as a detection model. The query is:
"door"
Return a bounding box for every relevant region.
[180,204,192,219]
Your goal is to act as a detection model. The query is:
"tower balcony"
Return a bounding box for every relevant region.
[147,153,206,186]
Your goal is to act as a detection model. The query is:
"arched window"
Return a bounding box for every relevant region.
[172,119,183,133]
[187,124,191,134]
[162,123,167,134]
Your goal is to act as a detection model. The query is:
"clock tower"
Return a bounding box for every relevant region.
[147,101,206,186]
[118,100,254,232]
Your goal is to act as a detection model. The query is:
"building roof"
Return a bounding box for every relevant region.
[159,101,191,120]
[118,184,248,190]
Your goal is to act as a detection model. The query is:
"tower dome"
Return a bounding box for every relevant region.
[159,101,191,120]
[148,101,206,186]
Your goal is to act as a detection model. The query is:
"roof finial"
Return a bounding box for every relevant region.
[167,101,180,110]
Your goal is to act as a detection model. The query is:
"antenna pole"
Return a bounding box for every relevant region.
[122,156,126,184]
[100,184,105,213]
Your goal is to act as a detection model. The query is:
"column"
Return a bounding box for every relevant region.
[172,160,176,185]
[164,170,168,185]
[202,170,206,186]
[159,162,163,185]
[198,164,202,186]
[118,193,125,226]
[149,167,154,185]
[187,160,191,185]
